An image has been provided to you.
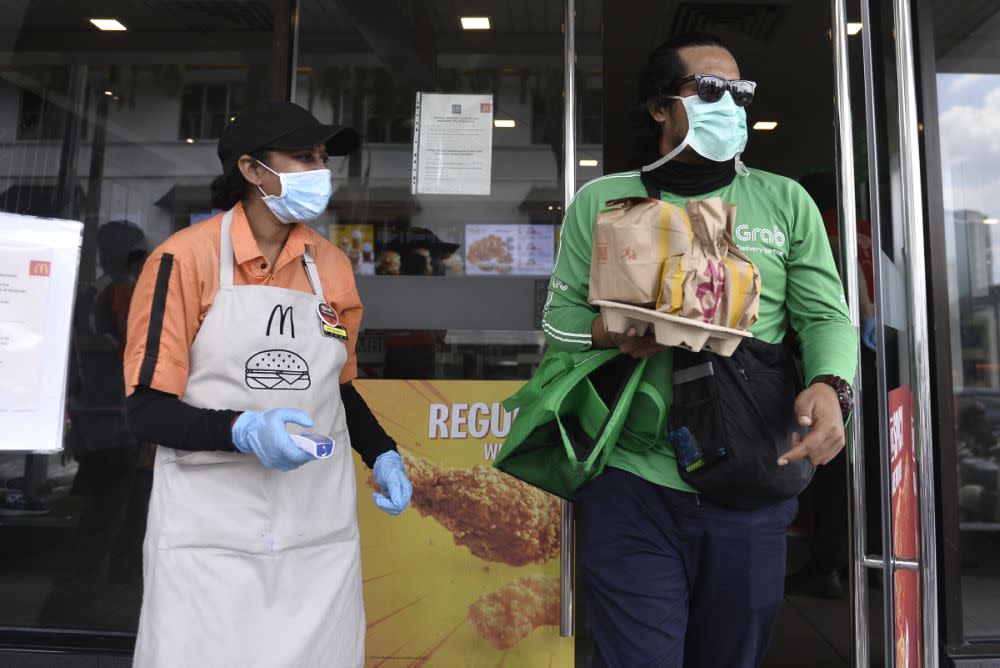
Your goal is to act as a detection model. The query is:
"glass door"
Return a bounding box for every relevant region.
[583,0,881,665]
[291,3,574,666]
[849,0,954,664]
[0,0,290,650]
[912,0,1000,663]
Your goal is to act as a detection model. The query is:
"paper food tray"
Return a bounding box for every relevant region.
[593,300,752,357]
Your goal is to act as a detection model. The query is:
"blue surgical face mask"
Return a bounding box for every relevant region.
[256,161,333,224]
[642,91,749,173]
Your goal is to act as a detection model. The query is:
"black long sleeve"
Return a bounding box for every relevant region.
[127,383,396,464]
[126,386,240,452]
[341,382,397,469]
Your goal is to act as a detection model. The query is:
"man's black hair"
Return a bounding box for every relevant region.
[633,32,735,165]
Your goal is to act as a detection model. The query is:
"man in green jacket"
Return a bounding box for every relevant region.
[543,33,858,667]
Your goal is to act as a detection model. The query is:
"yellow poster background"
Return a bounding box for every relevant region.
[331,223,375,274]
[354,380,573,667]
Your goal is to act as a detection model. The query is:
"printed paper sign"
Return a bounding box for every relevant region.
[0,248,53,411]
[412,93,494,196]
[0,213,82,453]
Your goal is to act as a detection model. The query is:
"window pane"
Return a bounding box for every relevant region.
[180,84,204,140]
[0,0,281,635]
[204,84,228,137]
[295,0,565,381]
[932,0,1000,640]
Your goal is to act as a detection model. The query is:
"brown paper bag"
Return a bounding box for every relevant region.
[717,203,761,330]
[656,198,728,322]
[588,197,693,307]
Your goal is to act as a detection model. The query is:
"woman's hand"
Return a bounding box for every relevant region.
[372,451,412,515]
[231,408,318,471]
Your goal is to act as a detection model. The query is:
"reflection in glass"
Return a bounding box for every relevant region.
[295,0,566,379]
[0,0,279,633]
[934,3,1000,639]
[296,3,566,259]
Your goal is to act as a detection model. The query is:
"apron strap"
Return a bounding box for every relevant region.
[220,209,325,301]
[302,249,326,302]
[219,209,236,287]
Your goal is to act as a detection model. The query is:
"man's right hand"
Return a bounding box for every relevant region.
[591,315,668,359]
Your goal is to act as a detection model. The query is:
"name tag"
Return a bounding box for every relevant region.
[317,303,348,341]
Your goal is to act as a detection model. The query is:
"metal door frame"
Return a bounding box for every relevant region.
[561,0,577,639]
[829,2,871,664]
[910,0,1000,660]
[836,0,941,664]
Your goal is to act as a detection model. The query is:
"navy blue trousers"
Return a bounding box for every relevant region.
[578,468,797,668]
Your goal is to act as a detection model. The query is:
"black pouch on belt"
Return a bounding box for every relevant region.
[668,337,814,510]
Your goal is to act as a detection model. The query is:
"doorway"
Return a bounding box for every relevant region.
[583,1,886,665]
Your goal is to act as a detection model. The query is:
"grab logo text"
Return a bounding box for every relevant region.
[735,224,786,247]
[735,224,787,257]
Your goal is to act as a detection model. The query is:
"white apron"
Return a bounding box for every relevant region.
[134,210,364,667]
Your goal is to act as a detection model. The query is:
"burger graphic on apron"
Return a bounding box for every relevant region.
[245,349,311,390]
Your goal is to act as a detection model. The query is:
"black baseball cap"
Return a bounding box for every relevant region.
[217,101,360,176]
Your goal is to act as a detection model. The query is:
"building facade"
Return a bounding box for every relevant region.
[0,0,997,666]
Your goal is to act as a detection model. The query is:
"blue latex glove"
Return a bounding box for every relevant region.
[232,408,317,472]
[861,316,877,351]
[372,451,412,515]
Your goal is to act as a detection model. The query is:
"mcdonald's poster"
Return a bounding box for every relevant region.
[353,380,573,667]
[888,386,922,668]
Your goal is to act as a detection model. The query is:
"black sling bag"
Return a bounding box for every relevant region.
[639,172,814,509]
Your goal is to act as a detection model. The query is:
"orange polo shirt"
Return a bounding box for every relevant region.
[124,203,362,397]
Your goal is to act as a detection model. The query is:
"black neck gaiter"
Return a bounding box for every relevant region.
[642,157,737,197]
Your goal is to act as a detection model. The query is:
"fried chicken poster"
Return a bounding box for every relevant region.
[353,380,572,667]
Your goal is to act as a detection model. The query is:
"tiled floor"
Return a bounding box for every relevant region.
[571,590,882,667]
[766,592,886,667]
[766,600,850,667]
[762,530,891,668]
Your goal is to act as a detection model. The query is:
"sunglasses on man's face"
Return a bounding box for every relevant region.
[680,74,757,108]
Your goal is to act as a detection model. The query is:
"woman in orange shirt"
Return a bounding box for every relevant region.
[123,101,410,667]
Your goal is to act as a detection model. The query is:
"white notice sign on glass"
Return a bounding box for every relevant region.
[0,214,83,453]
[0,248,53,410]
[411,93,494,196]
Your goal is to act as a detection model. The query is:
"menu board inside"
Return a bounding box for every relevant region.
[465,224,555,276]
